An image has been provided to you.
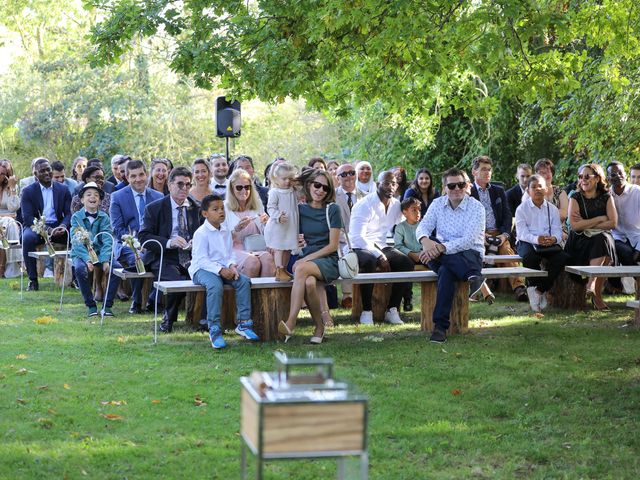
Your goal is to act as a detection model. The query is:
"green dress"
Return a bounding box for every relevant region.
[298,203,343,282]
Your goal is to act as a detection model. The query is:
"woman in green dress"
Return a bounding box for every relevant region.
[278,169,343,344]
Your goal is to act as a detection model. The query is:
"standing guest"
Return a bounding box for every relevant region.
[263,157,286,188]
[139,167,203,332]
[264,162,299,281]
[71,156,88,182]
[394,197,423,311]
[110,160,163,313]
[417,168,486,344]
[403,168,439,217]
[515,175,569,312]
[506,163,532,217]
[230,155,268,209]
[190,158,213,204]
[391,167,409,199]
[470,155,527,302]
[0,159,21,278]
[350,171,414,325]
[21,158,72,291]
[355,160,375,196]
[629,164,640,186]
[308,157,327,170]
[225,169,275,278]
[72,166,112,213]
[278,169,342,344]
[607,161,640,265]
[51,160,78,196]
[148,157,172,195]
[209,153,229,197]
[190,194,259,349]
[327,160,340,187]
[70,182,121,317]
[334,163,359,308]
[565,163,618,311]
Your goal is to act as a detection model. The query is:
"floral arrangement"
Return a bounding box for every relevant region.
[32,217,56,257]
[73,227,100,264]
[122,231,145,274]
[0,225,9,250]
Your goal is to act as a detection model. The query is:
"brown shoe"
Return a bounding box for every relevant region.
[275,267,291,282]
[341,296,353,309]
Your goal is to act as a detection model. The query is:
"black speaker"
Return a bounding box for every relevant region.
[216,97,241,138]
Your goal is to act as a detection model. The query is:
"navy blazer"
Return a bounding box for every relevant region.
[20,180,72,230]
[505,184,524,219]
[138,195,203,268]
[470,183,512,235]
[110,186,164,240]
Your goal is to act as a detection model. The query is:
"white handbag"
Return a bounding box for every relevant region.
[326,204,359,279]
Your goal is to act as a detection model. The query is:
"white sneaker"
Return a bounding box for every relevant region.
[43,268,54,278]
[384,307,404,325]
[527,286,541,312]
[359,311,374,325]
[539,291,548,310]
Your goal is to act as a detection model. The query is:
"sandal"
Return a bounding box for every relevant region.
[321,310,334,328]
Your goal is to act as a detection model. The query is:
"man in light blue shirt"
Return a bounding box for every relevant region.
[416,168,486,344]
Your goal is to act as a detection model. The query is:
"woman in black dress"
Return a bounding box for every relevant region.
[403,168,440,217]
[565,163,618,310]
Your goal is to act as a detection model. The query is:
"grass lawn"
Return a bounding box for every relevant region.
[1,278,639,479]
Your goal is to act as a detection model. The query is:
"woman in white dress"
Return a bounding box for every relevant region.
[0,159,21,278]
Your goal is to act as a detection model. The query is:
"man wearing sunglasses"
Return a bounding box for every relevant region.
[139,167,204,332]
[470,155,528,302]
[417,168,486,343]
[350,170,414,325]
[334,163,360,308]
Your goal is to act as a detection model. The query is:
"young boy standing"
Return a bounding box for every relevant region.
[70,182,120,317]
[189,194,259,349]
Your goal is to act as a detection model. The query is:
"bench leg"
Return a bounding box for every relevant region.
[420,281,469,335]
[635,277,640,328]
[252,288,290,341]
[351,283,392,322]
[185,291,205,328]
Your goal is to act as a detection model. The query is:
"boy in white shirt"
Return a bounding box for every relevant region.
[189,194,259,349]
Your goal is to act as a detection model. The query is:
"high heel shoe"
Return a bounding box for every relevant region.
[310,335,324,345]
[278,321,293,342]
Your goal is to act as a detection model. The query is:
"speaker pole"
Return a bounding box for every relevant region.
[225,137,230,164]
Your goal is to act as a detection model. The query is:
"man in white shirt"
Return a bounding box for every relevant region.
[607,162,640,266]
[350,170,413,325]
[334,163,359,308]
[209,153,229,197]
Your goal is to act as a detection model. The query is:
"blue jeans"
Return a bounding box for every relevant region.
[118,245,145,305]
[73,257,121,308]
[192,269,251,330]
[428,249,482,331]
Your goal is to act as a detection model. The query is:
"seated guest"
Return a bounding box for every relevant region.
[334,163,359,308]
[278,169,342,344]
[417,168,486,344]
[0,159,21,278]
[630,164,640,186]
[209,153,229,197]
[607,161,640,265]
[139,167,203,332]
[391,166,409,199]
[106,154,130,187]
[224,169,275,278]
[355,160,375,196]
[19,158,39,191]
[148,157,171,195]
[470,155,527,302]
[21,158,72,291]
[308,157,327,170]
[326,160,340,187]
[110,159,163,313]
[51,161,78,196]
[565,163,618,311]
[71,156,87,182]
[533,158,569,239]
[515,175,570,312]
[190,194,259,349]
[230,155,268,209]
[403,168,440,217]
[70,182,121,317]
[350,170,413,325]
[113,156,131,191]
[190,158,213,204]
[72,166,112,213]
[394,197,422,311]
[506,163,532,217]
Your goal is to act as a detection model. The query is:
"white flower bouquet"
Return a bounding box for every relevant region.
[122,231,145,274]
[32,217,56,257]
[73,227,100,264]
[0,225,9,250]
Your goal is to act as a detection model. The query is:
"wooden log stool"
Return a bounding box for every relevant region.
[351,283,392,322]
[420,280,470,334]
[548,270,586,309]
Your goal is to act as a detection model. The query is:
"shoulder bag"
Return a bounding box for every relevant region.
[532,203,563,254]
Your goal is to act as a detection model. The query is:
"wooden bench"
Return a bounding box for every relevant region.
[28,249,71,286]
[113,268,155,307]
[484,254,522,264]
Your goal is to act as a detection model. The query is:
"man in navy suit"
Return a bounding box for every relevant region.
[506,163,532,218]
[139,167,203,332]
[110,159,163,313]
[21,158,72,291]
[470,155,527,302]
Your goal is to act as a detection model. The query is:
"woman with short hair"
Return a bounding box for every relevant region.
[148,157,172,195]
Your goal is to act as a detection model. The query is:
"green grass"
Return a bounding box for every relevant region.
[1,279,639,479]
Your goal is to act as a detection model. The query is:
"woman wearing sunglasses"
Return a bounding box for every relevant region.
[565,163,618,311]
[278,169,342,344]
[224,168,275,278]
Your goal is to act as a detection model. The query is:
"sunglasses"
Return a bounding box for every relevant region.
[173,181,193,190]
[311,181,330,193]
[234,184,251,191]
[578,174,596,180]
[446,181,467,190]
[338,170,356,178]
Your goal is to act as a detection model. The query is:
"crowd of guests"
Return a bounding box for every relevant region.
[2,152,640,346]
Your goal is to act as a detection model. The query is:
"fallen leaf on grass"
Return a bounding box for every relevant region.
[38,418,53,429]
[17,398,27,404]
[100,413,123,421]
[362,335,384,342]
[63,384,71,390]
[0,374,6,380]
[48,408,57,414]
[101,400,127,406]
[37,385,49,391]
[16,354,28,360]
[117,336,126,343]
[151,400,161,404]
[194,395,207,407]
[34,316,57,325]
[451,388,462,396]
[16,368,28,375]
[9,281,20,290]
[532,312,544,319]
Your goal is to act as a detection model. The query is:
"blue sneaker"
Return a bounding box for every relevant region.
[235,320,259,341]
[88,306,98,317]
[209,326,227,349]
